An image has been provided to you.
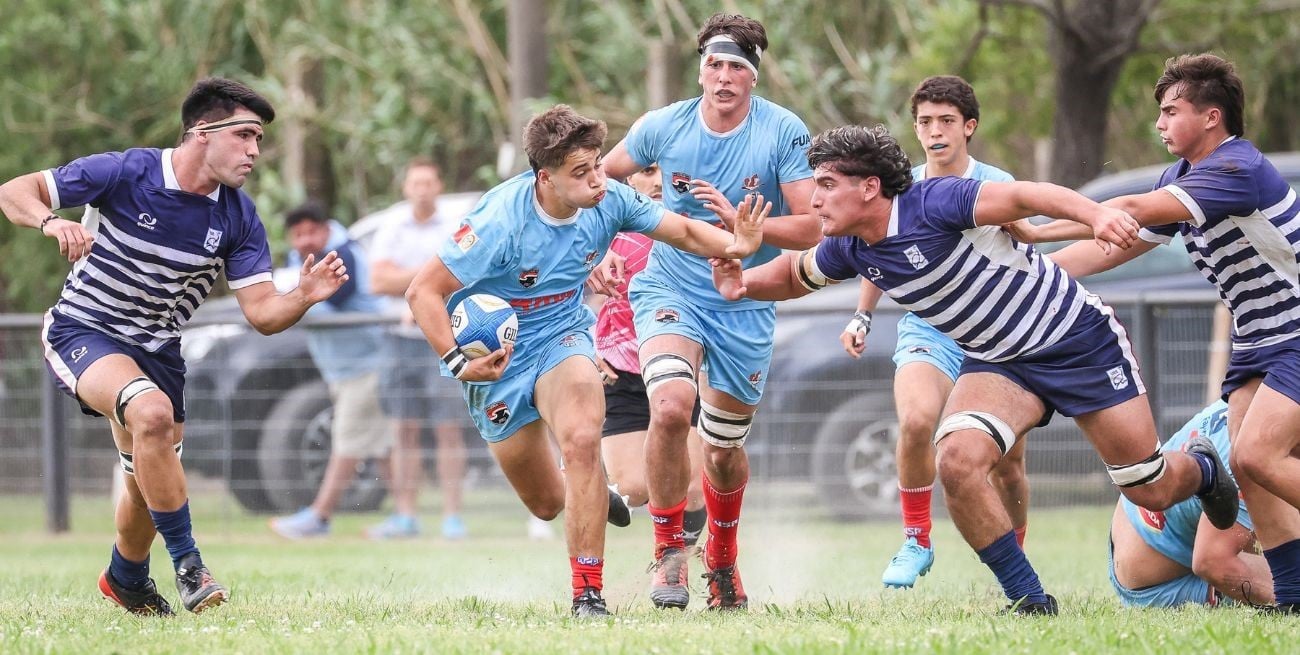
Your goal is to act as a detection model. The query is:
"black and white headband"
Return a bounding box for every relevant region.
[699,35,762,80]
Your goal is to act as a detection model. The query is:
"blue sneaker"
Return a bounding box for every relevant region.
[441,514,468,540]
[881,537,934,588]
[269,508,329,539]
[366,514,419,540]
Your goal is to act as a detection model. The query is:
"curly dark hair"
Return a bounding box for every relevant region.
[1154,53,1245,137]
[697,13,768,57]
[181,77,275,133]
[523,105,608,172]
[807,125,913,198]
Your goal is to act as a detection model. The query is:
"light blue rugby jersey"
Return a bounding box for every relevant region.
[437,172,665,374]
[1121,401,1252,568]
[625,95,813,311]
[43,148,273,352]
[1140,138,1300,350]
[911,157,1014,185]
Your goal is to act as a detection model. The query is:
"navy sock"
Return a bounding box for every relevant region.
[1189,452,1216,494]
[148,501,199,570]
[1264,538,1300,606]
[683,508,708,547]
[109,544,150,591]
[977,530,1047,605]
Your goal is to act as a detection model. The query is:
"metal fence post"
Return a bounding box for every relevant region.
[42,376,69,533]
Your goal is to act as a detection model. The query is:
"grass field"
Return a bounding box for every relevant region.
[0,491,1295,654]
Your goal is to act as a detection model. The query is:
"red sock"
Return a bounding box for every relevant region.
[1015,524,1028,549]
[899,484,933,548]
[703,474,746,570]
[571,556,603,597]
[649,498,687,557]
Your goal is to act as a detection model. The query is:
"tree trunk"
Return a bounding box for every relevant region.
[508,0,548,175]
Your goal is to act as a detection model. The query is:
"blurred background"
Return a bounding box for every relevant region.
[1,0,1298,533]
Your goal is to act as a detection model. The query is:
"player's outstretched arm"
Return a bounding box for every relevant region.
[406,257,510,382]
[235,251,349,335]
[711,250,819,302]
[839,279,881,358]
[1190,515,1274,605]
[1003,218,1094,244]
[1046,238,1157,279]
[1103,189,1195,229]
[650,194,771,259]
[975,181,1141,254]
[0,172,95,262]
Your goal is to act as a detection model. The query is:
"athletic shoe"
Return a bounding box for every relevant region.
[607,485,632,528]
[648,546,691,610]
[174,554,228,614]
[571,587,611,618]
[881,537,934,588]
[1004,594,1058,616]
[366,513,420,540]
[98,568,174,617]
[1258,603,1300,615]
[702,564,748,611]
[1187,436,1240,530]
[441,514,468,540]
[269,508,329,540]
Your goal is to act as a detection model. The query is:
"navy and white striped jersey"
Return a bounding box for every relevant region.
[1139,138,1300,350]
[43,148,272,352]
[812,177,1090,362]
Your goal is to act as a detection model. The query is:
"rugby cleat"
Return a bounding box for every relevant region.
[606,485,632,528]
[1005,594,1058,616]
[702,563,748,611]
[174,554,229,614]
[571,587,611,618]
[881,537,934,588]
[1187,436,1240,530]
[1258,603,1300,616]
[647,546,691,610]
[99,568,174,617]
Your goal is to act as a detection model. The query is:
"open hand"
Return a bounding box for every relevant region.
[725,193,771,259]
[691,180,737,229]
[298,250,349,303]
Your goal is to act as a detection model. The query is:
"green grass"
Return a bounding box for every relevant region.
[0,493,1295,654]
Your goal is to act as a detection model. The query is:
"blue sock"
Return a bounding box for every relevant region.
[1189,452,1215,494]
[977,530,1047,605]
[109,544,150,591]
[148,501,199,570]
[1264,538,1300,606]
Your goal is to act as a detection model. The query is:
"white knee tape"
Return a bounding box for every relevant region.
[1106,450,1166,487]
[641,353,697,398]
[699,402,752,449]
[119,441,182,476]
[933,411,1017,456]
[114,376,160,427]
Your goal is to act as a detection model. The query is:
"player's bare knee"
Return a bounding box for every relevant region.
[125,401,174,441]
[897,410,939,446]
[935,443,991,490]
[527,497,564,521]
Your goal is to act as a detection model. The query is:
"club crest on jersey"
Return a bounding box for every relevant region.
[584,250,600,271]
[671,172,691,194]
[904,245,928,270]
[519,268,538,288]
[454,223,478,252]
[203,228,223,254]
[485,401,511,426]
[742,174,760,191]
[1107,366,1130,391]
[559,334,580,348]
[654,308,680,323]
[747,370,763,387]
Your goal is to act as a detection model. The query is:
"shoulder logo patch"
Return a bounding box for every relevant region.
[454,223,478,252]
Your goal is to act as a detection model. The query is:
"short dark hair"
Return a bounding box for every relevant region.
[807,125,913,199]
[911,75,980,124]
[181,77,275,133]
[696,13,768,57]
[284,201,329,230]
[1154,53,1245,137]
[523,105,608,173]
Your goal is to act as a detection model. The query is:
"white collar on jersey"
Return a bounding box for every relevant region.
[921,156,977,181]
[532,193,581,227]
[886,193,901,238]
[162,148,220,201]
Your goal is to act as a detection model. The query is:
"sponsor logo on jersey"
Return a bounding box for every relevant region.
[519,268,538,288]
[137,212,158,230]
[454,223,478,252]
[791,134,811,149]
[560,334,579,348]
[907,346,931,355]
[485,401,511,426]
[509,289,576,314]
[1108,366,1130,391]
[654,308,680,323]
[866,266,883,281]
[70,346,88,363]
[203,228,223,254]
[584,250,600,272]
[747,370,763,387]
[1139,507,1166,531]
[671,172,691,194]
[742,174,760,191]
[904,244,928,270]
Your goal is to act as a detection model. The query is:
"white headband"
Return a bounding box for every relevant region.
[699,35,761,81]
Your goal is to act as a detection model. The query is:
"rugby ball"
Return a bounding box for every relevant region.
[450,294,519,358]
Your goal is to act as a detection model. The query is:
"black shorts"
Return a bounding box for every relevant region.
[602,370,701,438]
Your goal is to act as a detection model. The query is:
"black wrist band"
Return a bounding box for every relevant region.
[441,345,469,379]
[38,214,58,235]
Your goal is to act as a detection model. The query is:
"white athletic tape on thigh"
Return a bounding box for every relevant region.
[118,441,183,476]
[641,353,697,397]
[698,401,752,448]
[1106,450,1166,487]
[933,411,1017,456]
[795,247,831,291]
[114,376,160,427]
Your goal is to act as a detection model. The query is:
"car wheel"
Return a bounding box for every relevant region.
[810,399,899,522]
[255,380,387,514]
